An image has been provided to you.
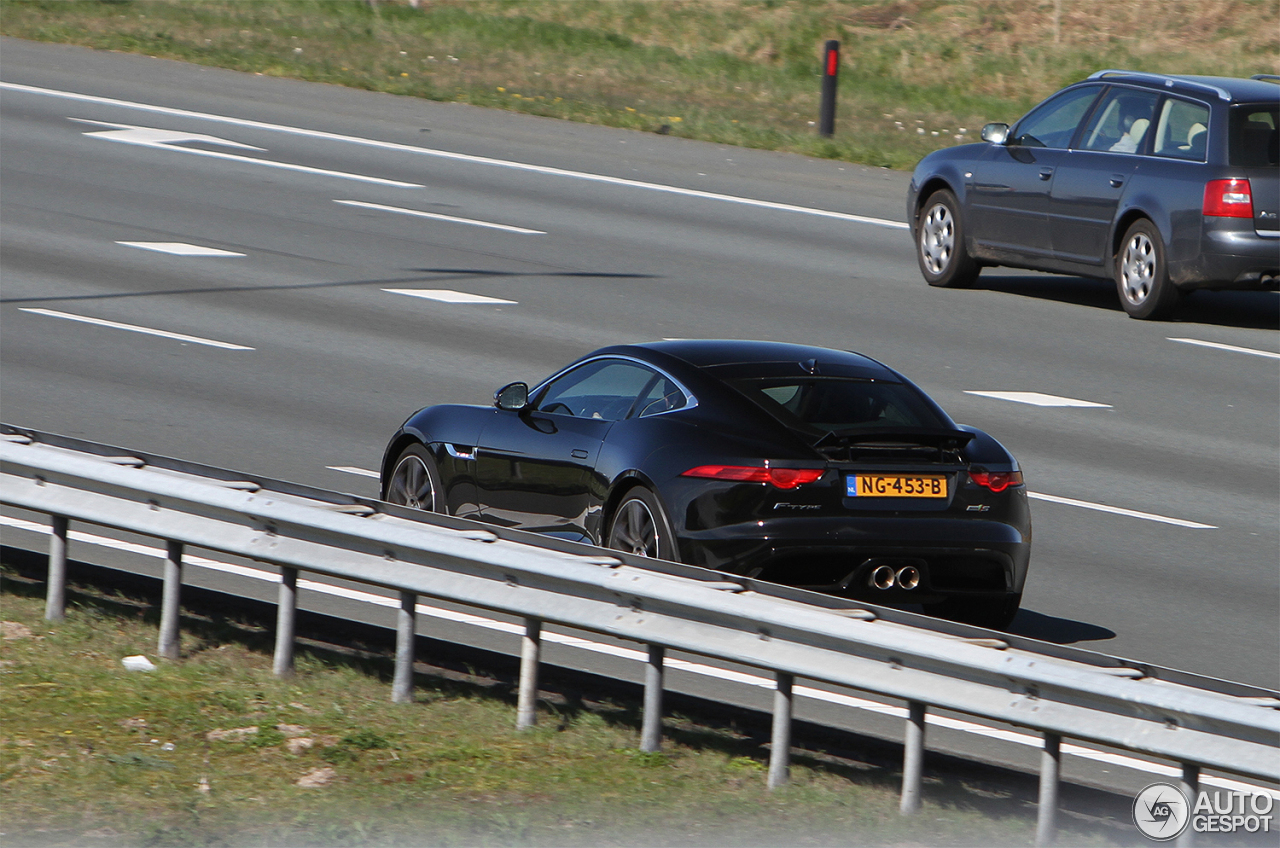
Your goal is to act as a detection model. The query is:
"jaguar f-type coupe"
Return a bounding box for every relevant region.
[381,340,1031,629]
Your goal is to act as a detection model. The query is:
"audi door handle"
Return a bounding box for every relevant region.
[1038,168,1054,180]
[1109,175,1125,188]
[571,449,589,459]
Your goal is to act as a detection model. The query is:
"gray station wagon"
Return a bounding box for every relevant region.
[907,71,1279,319]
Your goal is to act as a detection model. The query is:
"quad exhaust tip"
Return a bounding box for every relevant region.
[870,565,896,590]
[868,564,922,591]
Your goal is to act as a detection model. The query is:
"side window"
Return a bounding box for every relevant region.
[534,360,656,421]
[1078,89,1162,153]
[632,375,687,418]
[1153,98,1213,161]
[1010,86,1101,149]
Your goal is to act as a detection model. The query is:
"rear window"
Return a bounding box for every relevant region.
[727,378,948,435]
[1230,105,1279,167]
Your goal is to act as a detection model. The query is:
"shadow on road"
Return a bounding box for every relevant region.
[976,273,1280,331]
[1009,608,1117,645]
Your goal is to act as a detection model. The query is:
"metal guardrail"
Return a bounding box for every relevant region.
[3,425,1278,846]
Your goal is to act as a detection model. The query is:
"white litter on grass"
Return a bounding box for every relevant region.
[121,655,156,672]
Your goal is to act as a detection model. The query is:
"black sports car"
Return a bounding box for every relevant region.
[381,340,1031,629]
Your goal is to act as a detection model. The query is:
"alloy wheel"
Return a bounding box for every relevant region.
[609,499,660,557]
[1119,232,1156,305]
[920,202,955,275]
[387,455,435,511]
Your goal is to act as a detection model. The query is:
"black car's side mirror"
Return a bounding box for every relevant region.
[494,382,530,411]
[981,122,1010,144]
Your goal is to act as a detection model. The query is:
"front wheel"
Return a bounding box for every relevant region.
[385,444,443,513]
[916,189,980,288]
[1115,219,1180,320]
[606,488,676,561]
[925,593,1022,631]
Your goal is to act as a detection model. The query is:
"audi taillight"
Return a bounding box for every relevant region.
[969,469,1024,493]
[1203,179,1253,218]
[681,465,825,489]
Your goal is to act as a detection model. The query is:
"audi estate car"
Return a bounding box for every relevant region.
[908,70,1279,319]
[381,340,1031,629]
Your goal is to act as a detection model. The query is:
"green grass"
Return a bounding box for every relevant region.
[0,572,1128,846]
[1,0,1275,170]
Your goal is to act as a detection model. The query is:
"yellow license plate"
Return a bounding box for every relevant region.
[847,474,948,498]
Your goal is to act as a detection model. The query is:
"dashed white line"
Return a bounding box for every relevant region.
[1,512,1270,799]
[1028,492,1215,529]
[117,241,245,257]
[327,466,380,479]
[383,289,517,305]
[17,308,253,350]
[1169,337,1280,360]
[335,200,544,234]
[964,391,1112,408]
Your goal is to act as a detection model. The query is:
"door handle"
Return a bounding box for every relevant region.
[571,449,589,459]
[1038,168,1054,180]
[1109,175,1125,188]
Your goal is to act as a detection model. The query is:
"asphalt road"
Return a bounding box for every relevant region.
[2,37,1277,699]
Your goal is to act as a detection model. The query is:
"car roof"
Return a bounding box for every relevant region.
[1086,70,1280,104]
[613,339,901,381]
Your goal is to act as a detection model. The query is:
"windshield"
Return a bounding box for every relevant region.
[727,377,949,435]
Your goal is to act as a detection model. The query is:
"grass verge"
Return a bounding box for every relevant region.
[0,568,1127,846]
[0,0,1276,170]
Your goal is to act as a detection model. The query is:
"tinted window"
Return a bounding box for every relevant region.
[1230,105,1279,167]
[535,360,656,421]
[1152,98,1212,161]
[1010,86,1100,149]
[727,378,947,435]
[1078,89,1161,153]
[632,374,687,418]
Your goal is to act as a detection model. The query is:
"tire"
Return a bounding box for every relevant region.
[1115,219,1180,320]
[384,444,444,513]
[916,189,980,288]
[925,593,1022,631]
[605,487,677,561]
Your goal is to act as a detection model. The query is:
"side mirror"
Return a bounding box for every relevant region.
[494,382,529,412]
[981,122,1010,144]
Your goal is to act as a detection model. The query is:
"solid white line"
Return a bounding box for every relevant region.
[965,391,1112,408]
[326,466,380,479]
[335,200,545,234]
[18,308,254,351]
[1028,492,1215,529]
[1168,337,1280,360]
[0,82,906,230]
[383,288,517,305]
[1,512,1271,798]
[117,241,245,257]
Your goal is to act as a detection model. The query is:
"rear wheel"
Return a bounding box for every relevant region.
[606,488,676,561]
[925,593,1022,631]
[916,189,980,288]
[1115,219,1180,320]
[385,444,443,513]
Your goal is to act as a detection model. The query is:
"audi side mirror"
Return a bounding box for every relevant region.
[494,382,529,411]
[981,122,1010,144]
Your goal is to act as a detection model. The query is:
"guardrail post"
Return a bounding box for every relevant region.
[392,590,417,703]
[1035,732,1062,846]
[640,644,665,752]
[157,540,183,660]
[272,567,298,677]
[1177,763,1200,847]
[767,671,794,789]
[818,40,839,137]
[516,617,541,729]
[44,515,69,621]
[900,701,926,814]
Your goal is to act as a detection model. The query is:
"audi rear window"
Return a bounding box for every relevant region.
[1230,105,1279,167]
[728,378,947,434]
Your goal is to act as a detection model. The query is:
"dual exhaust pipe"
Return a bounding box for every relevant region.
[869,564,921,591]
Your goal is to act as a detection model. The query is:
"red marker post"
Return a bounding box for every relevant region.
[819,40,839,137]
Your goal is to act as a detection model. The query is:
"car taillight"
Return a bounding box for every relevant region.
[1203,179,1253,218]
[969,469,1024,493]
[681,465,825,489]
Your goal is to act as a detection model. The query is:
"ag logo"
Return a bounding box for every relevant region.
[1133,783,1191,841]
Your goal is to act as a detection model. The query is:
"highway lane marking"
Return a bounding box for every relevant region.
[964,391,1112,408]
[73,118,424,188]
[335,200,545,234]
[1028,493,1215,529]
[17,308,254,350]
[117,241,245,257]
[2,512,1272,800]
[383,289,517,305]
[327,466,380,479]
[1169,337,1280,360]
[3,82,907,231]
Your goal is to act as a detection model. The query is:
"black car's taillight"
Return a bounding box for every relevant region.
[1203,179,1254,218]
[681,465,825,490]
[969,469,1024,493]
